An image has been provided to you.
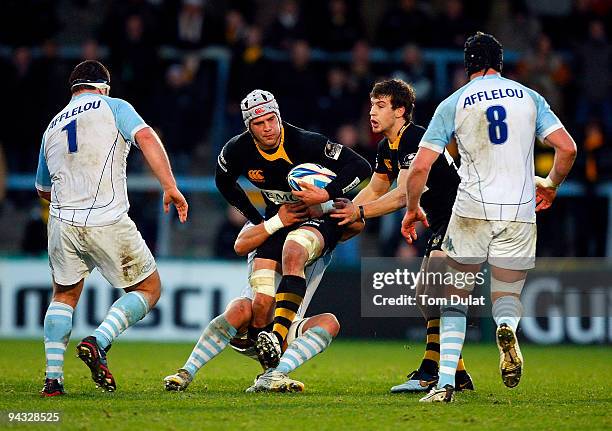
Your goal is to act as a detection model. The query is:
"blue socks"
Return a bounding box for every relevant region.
[275,326,333,374]
[44,301,74,380]
[183,315,238,377]
[438,303,468,388]
[93,291,149,350]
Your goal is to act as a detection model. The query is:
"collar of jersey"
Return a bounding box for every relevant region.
[71,92,98,101]
[473,73,501,81]
[388,123,409,150]
[254,127,293,164]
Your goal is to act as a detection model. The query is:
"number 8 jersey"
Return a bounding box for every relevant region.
[36,93,148,227]
[419,73,563,223]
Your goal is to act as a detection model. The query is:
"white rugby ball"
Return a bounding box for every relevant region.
[287,163,336,191]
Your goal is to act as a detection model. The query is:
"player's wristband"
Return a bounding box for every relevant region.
[263,214,285,234]
[535,175,559,190]
[320,200,335,214]
[358,205,366,223]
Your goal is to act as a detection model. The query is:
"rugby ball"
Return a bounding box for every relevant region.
[287,163,336,191]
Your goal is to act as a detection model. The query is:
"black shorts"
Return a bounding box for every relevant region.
[254,225,293,263]
[299,215,344,256]
[254,216,344,263]
[424,221,449,257]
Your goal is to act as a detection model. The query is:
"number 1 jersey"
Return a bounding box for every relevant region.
[36,93,148,227]
[419,73,563,223]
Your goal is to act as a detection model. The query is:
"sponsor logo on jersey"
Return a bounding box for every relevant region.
[48,100,102,130]
[384,159,392,171]
[248,169,265,182]
[217,152,228,172]
[324,141,342,160]
[402,153,416,168]
[261,189,300,204]
[462,88,524,108]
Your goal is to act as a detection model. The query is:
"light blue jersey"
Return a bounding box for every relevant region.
[419,74,563,222]
[36,93,148,226]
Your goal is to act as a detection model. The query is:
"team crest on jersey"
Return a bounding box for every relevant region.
[384,159,392,170]
[324,141,342,160]
[403,153,416,167]
[248,169,265,182]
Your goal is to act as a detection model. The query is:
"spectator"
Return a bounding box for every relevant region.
[228,26,272,105]
[317,67,361,136]
[376,0,433,49]
[109,14,159,108]
[487,0,541,53]
[310,0,364,52]
[265,0,306,50]
[518,34,570,116]
[81,39,102,61]
[213,206,246,259]
[349,40,375,97]
[575,20,612,135]
[273,40,320,126]
[225,9,248,48]
[435,0,477,49]
[4,47,40,172]
[167,0,225,49]
[150,64,199,173]
[33,40,71,123]
[391,44,433,102]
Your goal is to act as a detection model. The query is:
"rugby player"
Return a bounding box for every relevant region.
[164,203,345,392]
[330,78,473,392]
[36,60,188,396]
[401,32,577,402]
[214,89,371,370]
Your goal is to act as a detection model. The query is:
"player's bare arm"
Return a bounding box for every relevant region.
[234,203,309,255]
[331,171,404,225]
[535,128,578,211]
[136,127,188,223]
[402,147,438,242]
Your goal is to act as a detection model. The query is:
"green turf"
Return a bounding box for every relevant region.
[0,339,610,430]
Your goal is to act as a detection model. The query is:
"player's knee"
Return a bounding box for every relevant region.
[129,271,161,308]
[490,277,525,302]
[283,229,321,273]
[317,313,340,338]
[225,298,253,328]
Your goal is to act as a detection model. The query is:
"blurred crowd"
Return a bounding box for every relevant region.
[1,0,611,258]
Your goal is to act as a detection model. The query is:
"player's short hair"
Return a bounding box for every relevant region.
[464,32,503,76]
[69,60,111,94]
[370,79,416,123]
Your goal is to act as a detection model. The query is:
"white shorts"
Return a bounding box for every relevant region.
[47,214,157,288]
[442,213,536,270]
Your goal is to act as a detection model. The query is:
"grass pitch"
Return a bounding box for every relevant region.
[0,339,610,430]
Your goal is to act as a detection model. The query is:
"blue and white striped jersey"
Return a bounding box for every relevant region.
[36,93,148,226]
[419,73,563,223]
